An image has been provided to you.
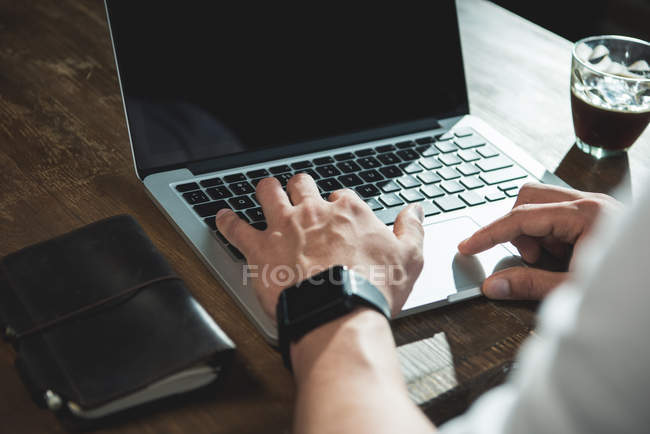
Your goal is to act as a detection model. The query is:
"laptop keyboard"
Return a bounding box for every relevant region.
[175,127,529,259]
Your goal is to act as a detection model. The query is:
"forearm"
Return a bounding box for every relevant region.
[291,308,436,434]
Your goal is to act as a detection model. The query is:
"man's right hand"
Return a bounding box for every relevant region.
[458,183,622,300]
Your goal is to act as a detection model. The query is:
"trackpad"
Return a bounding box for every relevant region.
[400,217,522,314]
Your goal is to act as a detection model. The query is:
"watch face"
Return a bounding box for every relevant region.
[285,267,347,322]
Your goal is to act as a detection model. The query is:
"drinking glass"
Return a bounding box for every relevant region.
[570,35,650,158]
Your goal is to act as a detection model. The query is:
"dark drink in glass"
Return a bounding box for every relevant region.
[570,35,649,158]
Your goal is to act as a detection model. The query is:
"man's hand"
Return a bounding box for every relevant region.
[458,182,621,300]
[215,174,425,317]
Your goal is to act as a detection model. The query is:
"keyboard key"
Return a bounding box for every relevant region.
[415,136,435,144]
[247,169,269,178]
[477,146,499,158]
[224,173,246,183]
[376,144,396,153]
[396,149,420,161]
[275,173,293,186]
[421,201,441,217]
[207,186,232,200]
[228,195,255,210]
[439,153,462,166]
[339,174,363,187]
[485,190,506,201]
[400,189,424,203]
[420,184,445,198]
[176,182,199,192]
[457,163,480,176]
[251,194,258,204]
[194,200,230,217]
[183,190,209,205]
[359,169,383,183]
[435,141,458,153]
[203,217,217,230]
[313,156,335,165]
[334,152,355,161]
[213,230,228,244]
[199,178,223,188]
[498,180,526,191]
[460,177,484,190]
[397,175,421,189]
[291,160,313,170]
[236,212,249,222]
[245,207,265,222]
[396,140,416,148]
[251,221,267,231]
[459,191,486,206]
[227,244,244,260]
[317,178,344,192]
[316,165,341,178]
[365,197,384,210]
[454,135,486,149]
[434,195,466,212]
[440,180,464,194]
[416,145,439,157]
[294,168,320,180]
[377,153,400,165]
[476,156,513,172]
[438,167,461,180]
[479,167,527,185]
[269,164,292,174]
[336,160,361,173]
[229,181,255,195]
[400,162,423,174]
[357,157,381,169]
[356,184,381,198]
[379,165,403,178]
[250,178,263,187]
[377,179,401,193]
[437,131,454,141]
[458,149,481,162]
[454,127,474,137]
[355,148,376,157]
[506,189,519,197]
[419,157,442,170]
[374,207,404,225]
[417,172,441,184]
[379,193,404,207]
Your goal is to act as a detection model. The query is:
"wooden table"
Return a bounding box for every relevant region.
[1,1,648,433]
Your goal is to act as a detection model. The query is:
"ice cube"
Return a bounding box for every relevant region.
[575,42,593,62]
[606,62,628,76]
[628,60,650,74]
[589,45,610,63]
[593,55,612,73]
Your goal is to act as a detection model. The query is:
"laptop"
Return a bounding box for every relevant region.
[104,1,568,343]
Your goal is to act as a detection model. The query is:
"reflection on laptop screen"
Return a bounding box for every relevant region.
[106,1,468,177]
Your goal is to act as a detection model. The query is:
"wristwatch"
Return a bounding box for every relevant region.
[276,265,391,372]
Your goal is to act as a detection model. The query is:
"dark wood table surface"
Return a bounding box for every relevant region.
[1,1,648,433]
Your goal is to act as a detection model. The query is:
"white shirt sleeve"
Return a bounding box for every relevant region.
[439,185,650,434]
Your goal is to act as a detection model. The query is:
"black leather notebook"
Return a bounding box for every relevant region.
[0,215,235,419]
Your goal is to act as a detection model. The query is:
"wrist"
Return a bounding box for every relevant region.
[290,307,391,384]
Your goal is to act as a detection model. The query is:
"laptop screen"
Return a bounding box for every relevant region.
[106,2,468,178]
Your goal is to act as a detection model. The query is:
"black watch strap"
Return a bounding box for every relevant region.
[276,265,390,372]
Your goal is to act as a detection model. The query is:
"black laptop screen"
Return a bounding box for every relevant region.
[106,2,468,178]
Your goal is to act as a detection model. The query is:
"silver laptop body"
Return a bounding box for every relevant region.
[105,1,568,344]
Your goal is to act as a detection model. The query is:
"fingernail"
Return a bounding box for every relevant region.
[411,204,424,223]
[458,237,469,248]
[215,208,230,219]
[484,278,511,299]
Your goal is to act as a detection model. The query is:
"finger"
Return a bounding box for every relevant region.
[458,202,582,255]
[510,235,542,263]
[481,266,567,300]
[540,235,571,259]
[393,204,425,249]
[256,177,292,223]
[214,208,261,255]
[286,173,321,205]
[328,188,358,202]
[514,182,585,207]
